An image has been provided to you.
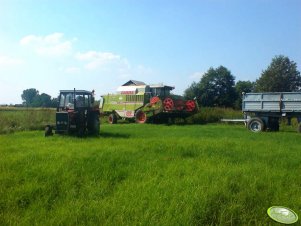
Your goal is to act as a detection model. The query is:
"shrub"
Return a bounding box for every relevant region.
[185,107,242,124]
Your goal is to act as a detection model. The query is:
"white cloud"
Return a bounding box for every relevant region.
[74,50,154,82]
[75,51,121,70]
[64,67,81,74]
[20,32,73,57]
[0,55,24,66]
[190,71,205,80]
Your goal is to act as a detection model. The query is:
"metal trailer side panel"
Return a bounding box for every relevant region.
[243,92,301,113]
[281,93,301,112]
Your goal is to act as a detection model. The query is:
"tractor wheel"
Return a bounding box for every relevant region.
[108,113,117,124]
[247,117,265,132]
[163,98,174,111]
[89,115,100,135]
[77,128,85,137]
[135,110,147,123]
[185,100,196,112]
[44,125,53,137]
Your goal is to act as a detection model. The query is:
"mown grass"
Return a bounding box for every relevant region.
[1,124,301,225]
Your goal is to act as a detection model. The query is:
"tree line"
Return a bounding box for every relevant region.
[184,55,301,109]
[20,55,300,109]
[21,88,57,107]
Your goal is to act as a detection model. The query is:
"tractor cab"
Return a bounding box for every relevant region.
[58,90,95,111]
[48,89,100,136]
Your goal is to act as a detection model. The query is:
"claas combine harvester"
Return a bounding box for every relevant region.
[100,80,198,124]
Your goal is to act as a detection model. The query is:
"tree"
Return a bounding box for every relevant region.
[51,98,58,108]
[184,81,200,100]
[199,66,236,107]
[21,89,56,107]
[21,88,39,107]
[234,80,254,109]
[255,55,301,92]
[39,93,52,107]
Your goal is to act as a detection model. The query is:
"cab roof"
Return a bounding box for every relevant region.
[59,90,92,95]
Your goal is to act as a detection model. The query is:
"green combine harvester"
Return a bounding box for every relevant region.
[100,80,198,123]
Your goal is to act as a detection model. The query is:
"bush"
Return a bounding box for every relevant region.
[185,107,242,124]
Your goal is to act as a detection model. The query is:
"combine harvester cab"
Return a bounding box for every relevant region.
[100,80,198,124]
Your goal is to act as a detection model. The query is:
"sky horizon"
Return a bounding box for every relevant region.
[0,0,300,104]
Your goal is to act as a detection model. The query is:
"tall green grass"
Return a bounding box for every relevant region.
[1,124,301,225]
[0,107,240,133]
[0,108,55,134]
[185,107,243,124]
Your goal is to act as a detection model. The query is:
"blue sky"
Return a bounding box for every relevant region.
[0,0,300,104]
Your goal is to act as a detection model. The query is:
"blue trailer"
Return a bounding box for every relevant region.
[242,92,301,132]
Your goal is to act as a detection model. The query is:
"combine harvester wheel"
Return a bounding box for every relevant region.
[135,110,147,123]
[108,113,117,124]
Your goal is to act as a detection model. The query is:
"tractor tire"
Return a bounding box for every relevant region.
[77,128,85,137]
[247,117,265,132]
[88,115,100,135]
[108,113,117,124]
[135,110,147,124]
[45,125,53,137]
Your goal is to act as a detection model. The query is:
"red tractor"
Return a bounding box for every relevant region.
[45,89,100,136]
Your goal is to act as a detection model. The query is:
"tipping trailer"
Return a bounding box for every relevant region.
[242,92,301,132]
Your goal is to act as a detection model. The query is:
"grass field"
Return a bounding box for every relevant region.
[1,123,301,225]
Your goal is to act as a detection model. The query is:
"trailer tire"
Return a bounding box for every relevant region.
[108,113,117,124]
[268,117,279,131]
[247,117,265,132]
[135,110,147,124]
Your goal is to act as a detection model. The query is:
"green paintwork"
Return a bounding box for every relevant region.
[102,93,151,118]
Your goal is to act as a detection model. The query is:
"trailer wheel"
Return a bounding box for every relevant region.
[247,117,265,132]
[135,110,147,123]
[267,117,279,131]
[108,113,117,124]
